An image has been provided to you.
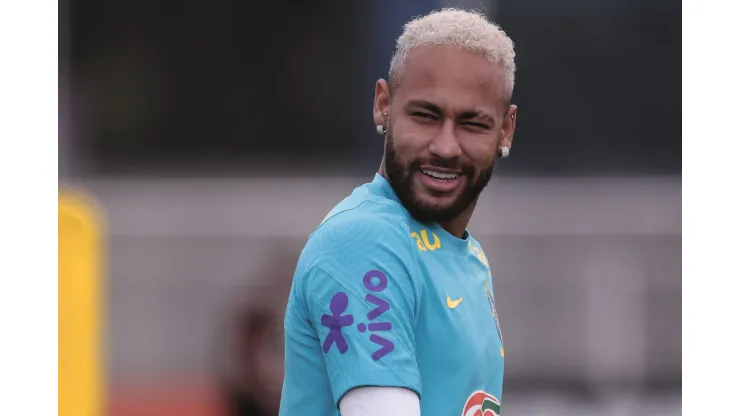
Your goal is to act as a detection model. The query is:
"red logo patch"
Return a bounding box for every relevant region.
[462,390,501,416]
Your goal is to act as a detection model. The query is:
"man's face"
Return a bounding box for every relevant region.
[377,46,516,223]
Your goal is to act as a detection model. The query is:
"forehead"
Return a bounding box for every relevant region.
[394,45,507,113]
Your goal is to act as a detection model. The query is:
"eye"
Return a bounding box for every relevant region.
[463,122,490,130]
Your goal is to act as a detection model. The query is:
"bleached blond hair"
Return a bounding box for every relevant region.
[389,8,516,99]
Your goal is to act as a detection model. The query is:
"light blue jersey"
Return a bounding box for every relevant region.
[280,174,505,416]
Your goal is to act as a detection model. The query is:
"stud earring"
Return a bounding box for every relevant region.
[377,111,389,134]
[497,147,510,158]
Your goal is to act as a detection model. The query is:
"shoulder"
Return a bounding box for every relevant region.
[306,199,414,258]
[294,199,421,295]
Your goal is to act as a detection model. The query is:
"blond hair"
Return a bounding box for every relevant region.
[389,8,516,98]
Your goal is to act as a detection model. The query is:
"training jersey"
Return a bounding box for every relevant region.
[280,173,505,416]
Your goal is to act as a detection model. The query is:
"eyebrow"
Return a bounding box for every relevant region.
[406,99,495,125]
[406,99,444,116]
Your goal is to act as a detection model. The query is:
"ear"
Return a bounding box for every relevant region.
[373,79,391,129]
[499,104,517,151]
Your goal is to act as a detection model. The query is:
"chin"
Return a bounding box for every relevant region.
[407,195,465,223]
[413,182,464,205]
[417,196,458,213]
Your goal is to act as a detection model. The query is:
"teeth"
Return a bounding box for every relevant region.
[422,169,459,180]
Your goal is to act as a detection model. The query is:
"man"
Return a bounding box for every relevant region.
[280,8,517,416]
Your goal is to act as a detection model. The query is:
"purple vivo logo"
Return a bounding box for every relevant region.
[320,270,395,361]
[321,292,353,354]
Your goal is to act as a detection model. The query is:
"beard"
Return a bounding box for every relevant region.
[383,129,495,224]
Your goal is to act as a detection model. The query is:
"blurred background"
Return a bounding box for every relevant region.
[59,0,681,414]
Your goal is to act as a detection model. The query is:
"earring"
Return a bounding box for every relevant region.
[497,147,510,158]
[377,110,388,134]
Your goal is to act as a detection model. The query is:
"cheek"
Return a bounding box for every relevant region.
[461,139,497,169]
[392,119,433,153]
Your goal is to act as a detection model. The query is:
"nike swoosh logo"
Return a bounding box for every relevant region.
[446,295,463,309]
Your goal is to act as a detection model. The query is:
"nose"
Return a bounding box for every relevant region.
[428,120,463,160]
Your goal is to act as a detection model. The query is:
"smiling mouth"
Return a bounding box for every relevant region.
[416,166,465,193]
[421,169,459,181]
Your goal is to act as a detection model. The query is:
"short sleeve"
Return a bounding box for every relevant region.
[304,215,422,406]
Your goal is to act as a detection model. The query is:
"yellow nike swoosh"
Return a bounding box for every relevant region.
[446,295,463,309]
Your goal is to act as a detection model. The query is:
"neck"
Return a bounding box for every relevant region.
[438,200,476,239]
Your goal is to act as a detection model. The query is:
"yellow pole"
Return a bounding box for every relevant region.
[59,190,105,416]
